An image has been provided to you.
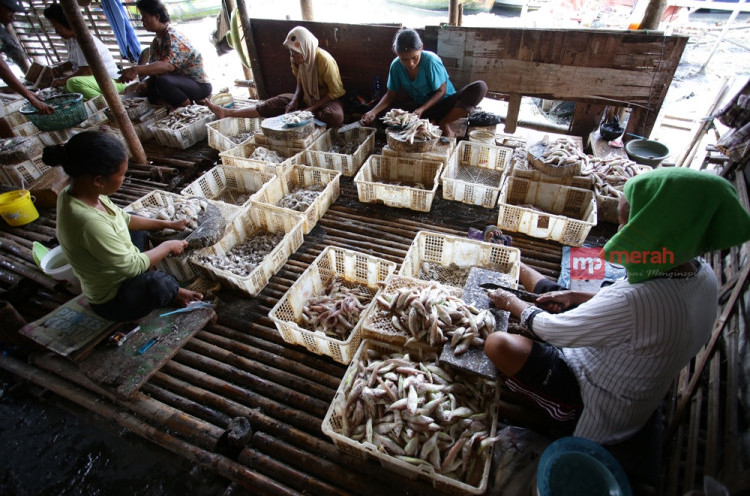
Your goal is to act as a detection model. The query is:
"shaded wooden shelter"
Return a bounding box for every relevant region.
[1,4,749,495]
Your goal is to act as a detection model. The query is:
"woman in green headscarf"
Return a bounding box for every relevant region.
[484,168,750,444]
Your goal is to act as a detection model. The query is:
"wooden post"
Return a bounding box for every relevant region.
[449,0,459,26]
[235,0,266,98]
[504,93,522,134]
[59,0,147,164]
[300,0,314,21]
[640,0,667,30]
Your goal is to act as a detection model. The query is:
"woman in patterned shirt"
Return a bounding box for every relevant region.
[119,0,211,108]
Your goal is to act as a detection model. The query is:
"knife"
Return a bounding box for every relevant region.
[338,120,363,134]
[479,283,538,302]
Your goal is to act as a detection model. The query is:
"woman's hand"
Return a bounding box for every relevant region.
[361,111,376,124]
[30,96,54,115]
[119,66,139,83]
[488,289,519,311]
[164,218,189,231]
[535,291,576,314]
[163,239,188,257]
[413,107,425,118]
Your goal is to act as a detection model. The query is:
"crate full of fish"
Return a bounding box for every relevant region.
[497,177,597,247]
[322,339,499,495]
[219,141,302,176]
[125,190,231,283]
[303,126,376,176]
[398,230,520,289]
[254,123,326,150]
[148,105,216,149]
[189,205,304,296]
[269,246,397,364]
[251,163,341,234]
[381,136,457,167]
[180,165,276,218]
[206,116,263,152]
[441,140,513,208]
[354,155,443,213]
[581,155,651,224]
[360,274,497,359]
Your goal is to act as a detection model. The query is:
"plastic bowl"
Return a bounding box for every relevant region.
[625,139,669,166]
[537,436,632,496]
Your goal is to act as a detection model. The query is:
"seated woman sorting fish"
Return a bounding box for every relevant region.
[484,167,750,444]
[43,131,203,322]
[118,0,211,108]
[361,28,487,137]
[205,26,346,127]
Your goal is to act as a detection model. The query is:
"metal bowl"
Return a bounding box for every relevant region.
[625,139,670,167]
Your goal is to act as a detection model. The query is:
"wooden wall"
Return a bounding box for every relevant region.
[248,20,686,139]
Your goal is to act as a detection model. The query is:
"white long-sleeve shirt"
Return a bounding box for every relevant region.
[66,36,119,79]
[525,262,717,444]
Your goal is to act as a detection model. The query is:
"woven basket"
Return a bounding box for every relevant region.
[20,93,87,131]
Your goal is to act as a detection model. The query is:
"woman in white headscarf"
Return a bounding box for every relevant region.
[206,26,346,127]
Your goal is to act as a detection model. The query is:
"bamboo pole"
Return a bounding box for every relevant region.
[640,0,667,30]
[59,0,146,163]
[449,0,459,26]
[0,254,59,291]
[0,355,303,496]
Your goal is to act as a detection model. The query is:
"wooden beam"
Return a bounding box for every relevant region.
[504,93,521,134]
[236,0,266,98]
[300,0,314,21]
[59,0,146,164]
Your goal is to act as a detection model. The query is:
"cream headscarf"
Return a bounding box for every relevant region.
[283,26,319,106]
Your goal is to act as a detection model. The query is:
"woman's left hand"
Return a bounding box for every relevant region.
[488,289,519,311]
[119,67,139,83]
[413,107,425,118]
[285,100,299,113]
[165,218,189,231]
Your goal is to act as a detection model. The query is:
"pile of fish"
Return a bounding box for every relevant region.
[417,262,471,288]
[332,347,496,486]
[229,130,261,144]
[300,276,375,339]
[129,196,208,232]
[381,108,419,128]
[582,155,649,199]
[526,137,588,178]
[250,146,285,163]
[391,119,441,145]
[373,282,495,355]
[327,140,359,155]
[281,110,314,125]
[194,231,283,277]
[152,105,213,131]
[277,185,324,211]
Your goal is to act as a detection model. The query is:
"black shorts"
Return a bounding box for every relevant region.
[505,341,583,425]
[534,278,567,294]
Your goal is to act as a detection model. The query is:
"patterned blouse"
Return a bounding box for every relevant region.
[148,24,208,84]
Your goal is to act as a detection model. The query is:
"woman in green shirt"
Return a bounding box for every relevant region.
[42,131,203,322]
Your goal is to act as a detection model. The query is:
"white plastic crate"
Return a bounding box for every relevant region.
[4,110,28,127]
[84,95,108,115]
[322,339,499,495]
[507,164,594,190]
[269,246,396,364]
[251,163,340,234]
[190,205,304,296]
[254,124,326,150]
[206,116,263,152]
[36,127,81,146]
[354,155,443,212]
[380,136,457,166]
[1,97,27,115]
[77,109,109,129]
[149,112,215,149]
[304,127,376,176]
[497,177,597,247]
[124,190,234,283]
[441,140,513,208]
[1,155,49,188]
[180,165,275,217]
[399,230,521,288]
[219,141,302,175]
[13,121,40,137]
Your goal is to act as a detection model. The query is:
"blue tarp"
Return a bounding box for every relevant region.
[101,0,142,63]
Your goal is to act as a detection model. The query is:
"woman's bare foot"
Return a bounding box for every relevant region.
[204,98,228,119]
[174,288,203,307]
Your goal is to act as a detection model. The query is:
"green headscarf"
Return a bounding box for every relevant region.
[603,167,750,283]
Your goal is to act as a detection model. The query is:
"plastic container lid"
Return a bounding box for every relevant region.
[537,436,632,496]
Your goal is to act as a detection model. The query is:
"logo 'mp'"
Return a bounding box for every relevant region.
[570,247,605,280]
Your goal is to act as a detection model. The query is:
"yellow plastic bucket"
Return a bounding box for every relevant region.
[0,189,39,226]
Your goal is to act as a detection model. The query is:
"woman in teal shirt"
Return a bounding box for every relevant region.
[363,28,487,137]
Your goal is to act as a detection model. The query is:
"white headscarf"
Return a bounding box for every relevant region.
[283,26,319,106]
